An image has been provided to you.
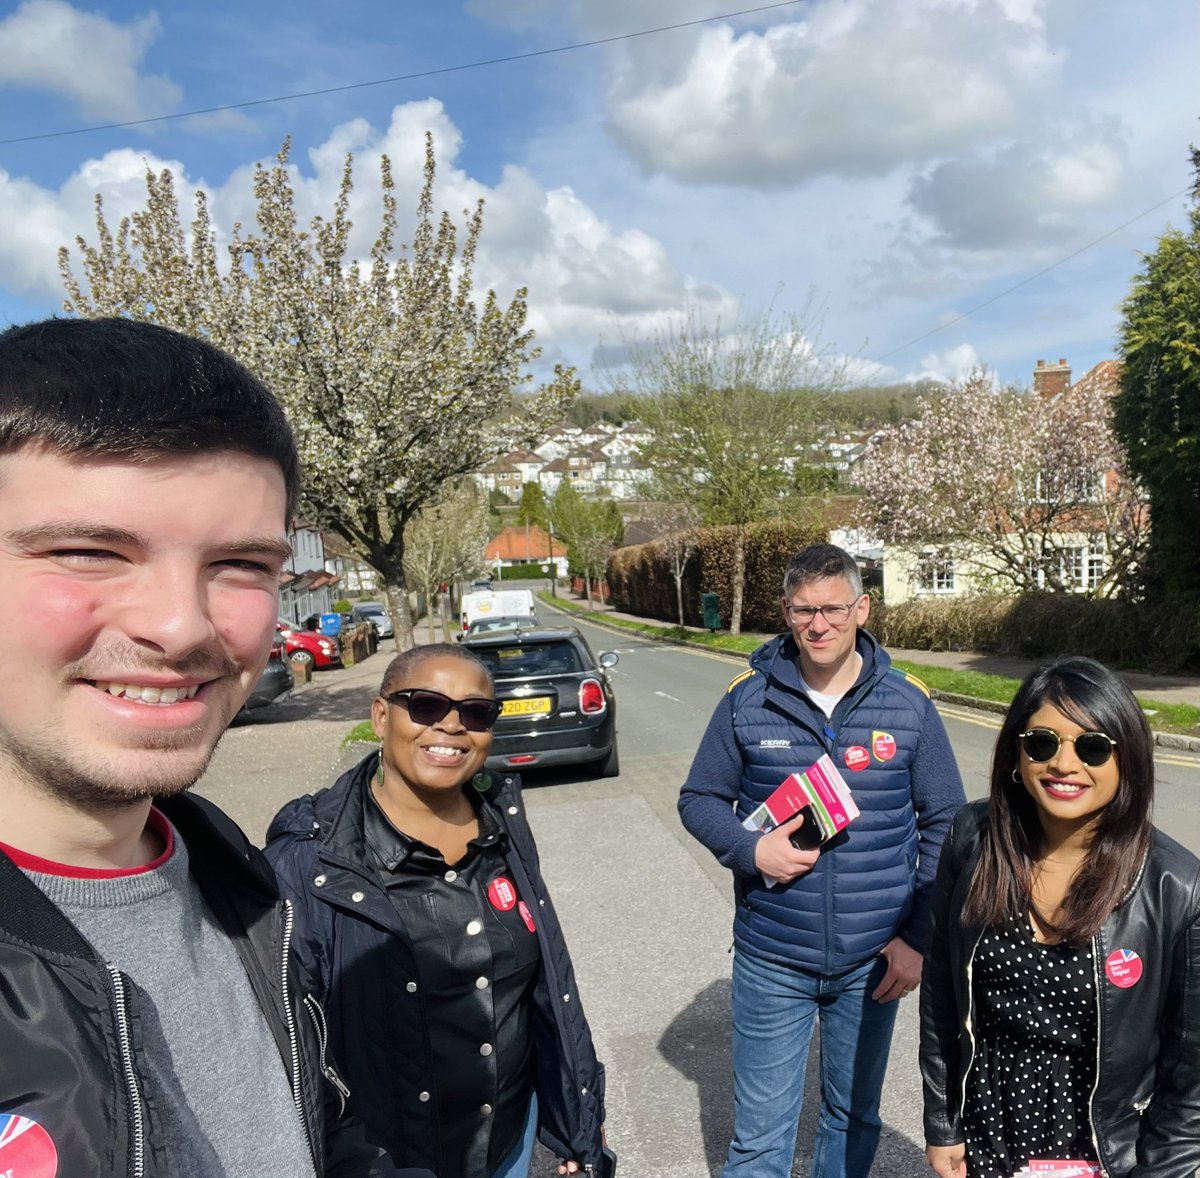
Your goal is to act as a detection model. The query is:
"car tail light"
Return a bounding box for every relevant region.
[269,641,283,659]
[506,754,537,765]
[579,678,606,715]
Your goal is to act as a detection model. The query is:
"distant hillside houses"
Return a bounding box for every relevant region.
[476,420,655,501]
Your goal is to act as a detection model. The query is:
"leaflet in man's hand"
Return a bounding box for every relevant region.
[741,754,860,842]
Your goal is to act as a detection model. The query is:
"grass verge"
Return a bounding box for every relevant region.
[538,592,1200,737]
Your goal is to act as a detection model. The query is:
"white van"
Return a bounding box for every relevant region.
[460,588,536,634]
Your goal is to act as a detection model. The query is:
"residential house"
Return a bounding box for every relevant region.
[280,522,342,624]
[484,525,569,578]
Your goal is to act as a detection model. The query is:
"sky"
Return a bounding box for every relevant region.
[0,0,1196,392]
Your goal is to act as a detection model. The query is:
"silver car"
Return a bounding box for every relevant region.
[350,601,394,638]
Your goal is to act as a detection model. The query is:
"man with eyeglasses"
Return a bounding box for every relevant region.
[679,543,965,1178]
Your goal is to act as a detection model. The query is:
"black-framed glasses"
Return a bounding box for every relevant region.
[785,600,860,626]
[1019,727,1117,767]
[384,689,502,732]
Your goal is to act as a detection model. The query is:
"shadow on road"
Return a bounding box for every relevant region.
[231,679,378,727]
[660,979,929,1177]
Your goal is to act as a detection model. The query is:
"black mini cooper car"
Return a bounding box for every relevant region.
[462,626,619,777]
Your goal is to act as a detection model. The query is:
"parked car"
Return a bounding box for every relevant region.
[239,631,294,714]
[462,626,619,777]
[276,620,343,670]
[351,601,393,638]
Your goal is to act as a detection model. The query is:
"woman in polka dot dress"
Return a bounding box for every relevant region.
[919,657,1200,1178]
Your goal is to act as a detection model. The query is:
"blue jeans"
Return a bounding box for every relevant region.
[491,1091,539,1178]
[721,948,898,1178]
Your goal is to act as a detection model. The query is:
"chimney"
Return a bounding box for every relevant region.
[1033,357,1071,400]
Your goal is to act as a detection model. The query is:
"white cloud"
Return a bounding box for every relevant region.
[604,0,1058,187]
[8,100,734,377]
[906,123,1129,251]
[905,342,988,384]
[0,0,180,124]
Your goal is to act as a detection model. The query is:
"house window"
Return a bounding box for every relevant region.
[1087,553,1106,591]
[1060,546,1085,589]
[916,553,956,594]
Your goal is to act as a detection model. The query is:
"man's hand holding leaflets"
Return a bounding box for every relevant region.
[743,755,860,888]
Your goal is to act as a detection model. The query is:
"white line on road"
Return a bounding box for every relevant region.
[655,690,682,703]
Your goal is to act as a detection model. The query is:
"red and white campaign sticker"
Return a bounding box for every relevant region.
[0,1113,59,1178]
[1105,948,1143,988]
[518,900,537,932]
[487,876,517,912]
[872,731,897,762]
[844,746,870,772]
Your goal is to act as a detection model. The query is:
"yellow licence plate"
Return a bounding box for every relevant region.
[500,697,552,717]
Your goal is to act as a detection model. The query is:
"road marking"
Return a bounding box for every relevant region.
[937,704,1002,731]
[655,690,681,703]
[1157,753,1200,768]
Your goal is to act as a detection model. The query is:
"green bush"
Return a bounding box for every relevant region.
[499,562,553,580]
[871,593,1200,673]
[332,598,353,614]
[606,519,827,631]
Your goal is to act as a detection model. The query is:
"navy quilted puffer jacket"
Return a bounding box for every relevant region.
[264,755,606,1176]
[679,630,965,974]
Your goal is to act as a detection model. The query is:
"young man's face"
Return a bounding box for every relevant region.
[781,574,869,681]
[0,445,290,810]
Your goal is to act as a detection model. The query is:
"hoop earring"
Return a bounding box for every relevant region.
[1011,768,1022,783]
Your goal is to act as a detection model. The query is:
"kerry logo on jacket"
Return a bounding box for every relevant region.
[759,739,791,748]
[0,1113,58,1178]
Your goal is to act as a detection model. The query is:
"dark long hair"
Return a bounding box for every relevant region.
[962,656,1154,944]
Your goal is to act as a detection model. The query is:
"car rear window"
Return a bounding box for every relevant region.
[475,641,582,678]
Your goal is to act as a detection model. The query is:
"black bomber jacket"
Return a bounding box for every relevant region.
[0,792,428,1178]
[920,800,1200,1178]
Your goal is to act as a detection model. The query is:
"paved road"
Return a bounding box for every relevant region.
[195,616,1200,1178]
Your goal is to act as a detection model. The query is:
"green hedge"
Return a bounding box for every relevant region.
[871,593,1200,673]
[606,519,827,631]
[498,562,553,580]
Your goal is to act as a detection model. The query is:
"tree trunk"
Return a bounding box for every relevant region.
[584,575,593,610]
[425,579,437,644]
[385,581,416,651]
[730,528,746,635]
[674,568,685,626]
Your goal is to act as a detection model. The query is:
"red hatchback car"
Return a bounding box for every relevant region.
[276,620,342,670]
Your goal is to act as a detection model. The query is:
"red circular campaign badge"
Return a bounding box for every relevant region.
[844,746,870,772]
[518,900,537,932]
[1105,948,1143,988]
[872,731,897,762]
[487,876,517,912]
[0,1113,59,1178]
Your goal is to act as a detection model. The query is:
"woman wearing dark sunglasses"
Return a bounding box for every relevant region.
[265,644,609,1178]
[921,656,1200,1178]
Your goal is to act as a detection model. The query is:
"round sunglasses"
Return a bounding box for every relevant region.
[1019,727,1117,767]
[384,688,502,732]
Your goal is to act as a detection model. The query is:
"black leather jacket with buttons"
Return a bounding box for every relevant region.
[921,801,1200,1178]
[264,754,607,1176]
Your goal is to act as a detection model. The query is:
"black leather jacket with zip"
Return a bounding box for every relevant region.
[921,800,1200,1178]
[0,791,429,1178]
[264,754,608,1177]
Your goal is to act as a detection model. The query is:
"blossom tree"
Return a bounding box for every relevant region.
[58,135,578,647]
[855,371,1146,596]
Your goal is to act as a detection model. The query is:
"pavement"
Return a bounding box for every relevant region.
[555,601,1200,751]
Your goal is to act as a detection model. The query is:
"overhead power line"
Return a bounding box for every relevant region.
[0,1,806,147]
[874,185,1191,363]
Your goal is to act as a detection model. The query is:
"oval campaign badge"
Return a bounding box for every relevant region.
[1105,948,1143,989]
[0,1114,58,1178]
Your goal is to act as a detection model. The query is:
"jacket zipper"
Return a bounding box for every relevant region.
[1086,933,1108,1177]
[280,900,319,1175]
[105,965,146,1178]
[304,992,351,1117]
[956,934,980,1125]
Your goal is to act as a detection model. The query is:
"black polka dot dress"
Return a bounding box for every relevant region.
[962,915,1099,1177]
